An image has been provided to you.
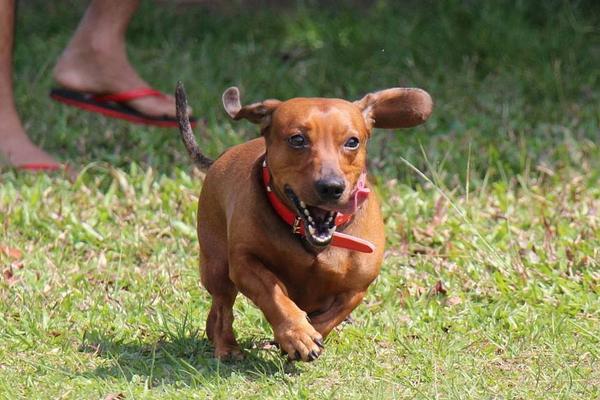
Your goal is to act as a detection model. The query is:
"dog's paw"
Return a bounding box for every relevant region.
[274,319,324,362]
[214,344,244,361]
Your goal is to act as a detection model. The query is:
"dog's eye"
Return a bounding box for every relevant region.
[344,137,360,150]
[288,134,308,149]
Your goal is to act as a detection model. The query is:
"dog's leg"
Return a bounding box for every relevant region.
[201,254,242,360]
[229,253,324,362]
[309,291,365,337]
[206,291,242,360]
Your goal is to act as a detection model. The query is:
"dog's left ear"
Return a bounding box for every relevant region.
[354,88,433,129]
[222,87,281,126]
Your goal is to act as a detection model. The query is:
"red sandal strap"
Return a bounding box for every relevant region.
[93,88,166,103]
[18,163,62,171]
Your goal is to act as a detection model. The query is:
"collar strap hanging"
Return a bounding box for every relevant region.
[261,156,375,253]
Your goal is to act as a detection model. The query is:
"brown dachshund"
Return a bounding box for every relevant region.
[175,83,432,361]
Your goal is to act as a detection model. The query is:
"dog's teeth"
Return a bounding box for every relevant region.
[315,233,332,244]
[307,215,313,222]
[303,209,310,217]
[300,201,306,208]
[308,225,316,235]
[329,212,338,226]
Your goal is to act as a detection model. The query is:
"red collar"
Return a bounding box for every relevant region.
[261,157,375,253]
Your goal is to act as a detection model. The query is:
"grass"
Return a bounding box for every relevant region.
[1,0,600,398]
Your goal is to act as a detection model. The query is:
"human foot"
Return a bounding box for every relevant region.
[52,39,190,120]
[0,111,59,170]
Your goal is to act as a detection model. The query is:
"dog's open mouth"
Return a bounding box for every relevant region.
[284,186,338,247]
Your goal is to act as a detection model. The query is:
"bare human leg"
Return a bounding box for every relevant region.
[0,0,58,169]
[53,0,189,119]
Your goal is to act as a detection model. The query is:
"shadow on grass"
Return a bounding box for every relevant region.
[76,330,296,386]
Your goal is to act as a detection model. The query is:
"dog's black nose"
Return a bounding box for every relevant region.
[315,177,346,201]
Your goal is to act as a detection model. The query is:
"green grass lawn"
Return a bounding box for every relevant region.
[1,0,599,398]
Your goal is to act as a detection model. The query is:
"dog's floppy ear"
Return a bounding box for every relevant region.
[354,88,433,129]
[222,87,281,125]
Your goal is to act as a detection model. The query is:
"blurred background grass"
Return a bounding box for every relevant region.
[11,0,599,186]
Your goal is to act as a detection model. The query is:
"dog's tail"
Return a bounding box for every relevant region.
[175,82,214,171]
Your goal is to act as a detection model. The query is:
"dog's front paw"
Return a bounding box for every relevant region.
[214,343,244,361]
[274,318,324,362]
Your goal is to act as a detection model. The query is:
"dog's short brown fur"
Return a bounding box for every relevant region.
[175,83,432,361]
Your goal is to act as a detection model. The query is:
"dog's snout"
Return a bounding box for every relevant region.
[315,177,346,201]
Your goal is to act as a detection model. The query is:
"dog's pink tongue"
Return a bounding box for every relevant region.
[336,172,371,215]
[353,185,370,211]
[337,172,370,214]
[352,173,370,212]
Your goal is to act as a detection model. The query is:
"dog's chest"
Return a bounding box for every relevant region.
[275,247,366,290]
[279,249,367,310]
[313,250,354,274]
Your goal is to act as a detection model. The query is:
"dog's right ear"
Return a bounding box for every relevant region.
[222,87,281,126]
[354,87,433,129]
